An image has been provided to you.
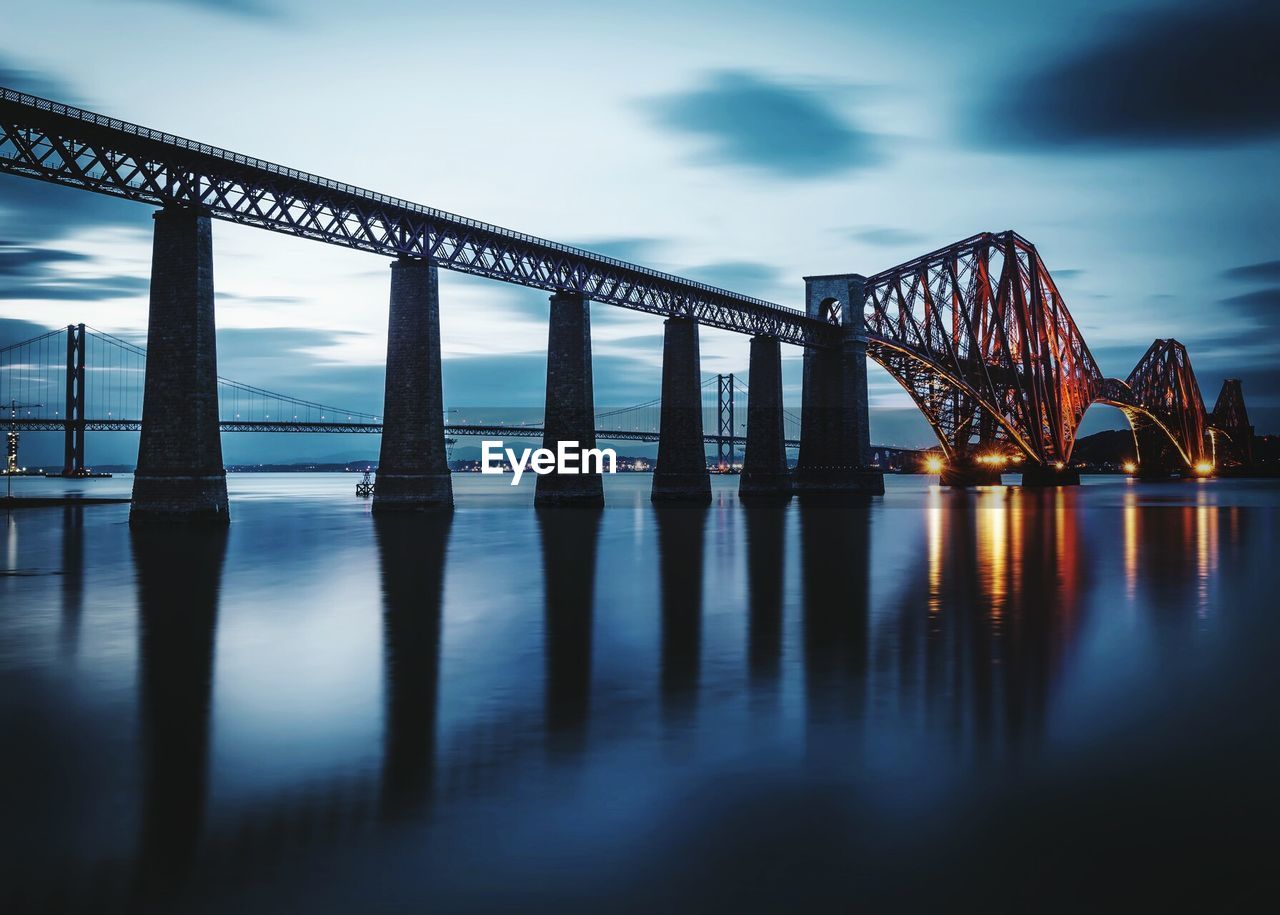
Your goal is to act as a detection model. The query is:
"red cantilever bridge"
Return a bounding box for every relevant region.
[0,86,1253,517]
[860,231,1253,481]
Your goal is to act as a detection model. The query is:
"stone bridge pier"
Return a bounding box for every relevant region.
[130,207,229,526]
[738,334,790,500]
[792,274,883,499]
[652,316,712,502]
[536,292,604,507]
[372,257,453,512]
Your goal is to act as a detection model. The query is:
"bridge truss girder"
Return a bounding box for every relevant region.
[863,231,1100,465]
[1122,339,1209,467]
[0,88,836,348]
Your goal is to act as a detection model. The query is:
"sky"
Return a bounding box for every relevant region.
[2,0,1278,464]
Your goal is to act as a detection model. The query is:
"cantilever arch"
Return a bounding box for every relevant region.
[792,274,884,498]
[739,334,790,499]
[652,315,712,502]
[536,291,604,506]
[372,257,453,512]
[130,207,229,525]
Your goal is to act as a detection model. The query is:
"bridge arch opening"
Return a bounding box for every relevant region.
[1076,399,1194,473]
[818,297,842,323]
[863,340,1036,462]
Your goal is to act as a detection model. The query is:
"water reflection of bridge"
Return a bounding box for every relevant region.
[19,489,1244,910]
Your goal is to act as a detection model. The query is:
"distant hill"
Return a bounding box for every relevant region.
[1072,429,1136,467]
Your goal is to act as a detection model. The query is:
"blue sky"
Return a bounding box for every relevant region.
[2,0,1278,463]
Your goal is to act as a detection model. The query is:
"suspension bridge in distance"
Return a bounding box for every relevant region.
[1,324,925,475]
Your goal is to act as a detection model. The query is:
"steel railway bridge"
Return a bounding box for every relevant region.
[0,87,1252,519]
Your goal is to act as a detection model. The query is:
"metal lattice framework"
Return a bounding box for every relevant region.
[863,231,1100,464]
[1207,378,1253,467]
[0,87,835,348]
[862,232,1235,470]
[1109,339,1208,467]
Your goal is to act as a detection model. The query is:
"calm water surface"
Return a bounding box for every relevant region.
[2,473,1278,912]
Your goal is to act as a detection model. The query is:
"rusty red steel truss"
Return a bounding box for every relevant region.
[862,231,1230,470]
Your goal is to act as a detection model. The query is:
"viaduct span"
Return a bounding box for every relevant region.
[0,88,1248,522]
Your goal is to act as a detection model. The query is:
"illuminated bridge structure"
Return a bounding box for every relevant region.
[0,87,1246,519]
[862,232,1251,484]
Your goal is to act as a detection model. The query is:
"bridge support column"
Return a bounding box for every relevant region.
[536,292,604,507]
[1131,417,1181,480]
[939,456,1004,487]
[652,316,711,502]
[739,335,790,500]
[131,208,229,525]
[1020,463,1080,487]
[792,274,883,499]
[373,257,453,512]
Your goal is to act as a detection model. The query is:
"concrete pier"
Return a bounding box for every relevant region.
[131,208,229,525]
[372,257,453,512]
[536,292,604,507]
[1131,417,1182,480]
[792,274,884,499]
[652,316,711,502]
[739,335,790,500]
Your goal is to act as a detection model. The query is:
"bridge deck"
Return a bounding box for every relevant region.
[0,87,837,347]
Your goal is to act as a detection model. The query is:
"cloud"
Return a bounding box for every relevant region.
[0,316,56,349]
[1222,288,1280,331]
[0,57,147,243]
[0,242,148,301]
[682,260,783,295]
[979,2,1280,148]
[847,227,927,248]
[568,237,667,264]
[133,0,283,19]
[644,71,880,178]
[1222,260,1280,284]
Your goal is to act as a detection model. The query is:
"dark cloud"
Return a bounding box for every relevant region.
[0,242,147,302]
[569,237,667,264]
[683,260,782,294]
[135,0,283,19]
[0,317,56,349]
[848,227,926,248]
[1222,288,1280,330]
[645,71,880,178]
[0,58,148,243]
[981,2,1280,148]
[0,246,91,274]
[0,274,148,302]
[1222,260,1280,284]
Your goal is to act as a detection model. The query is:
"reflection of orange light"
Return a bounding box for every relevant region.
[1123,461,1137,474]
[1194,461,1214,476]
[925,456,945,474]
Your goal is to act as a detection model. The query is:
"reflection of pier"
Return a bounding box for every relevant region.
[657,507,708,726]
[131,525,227,902]
[375,513,450,819]
[67,488,1184,909]
[539,509,601,755]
